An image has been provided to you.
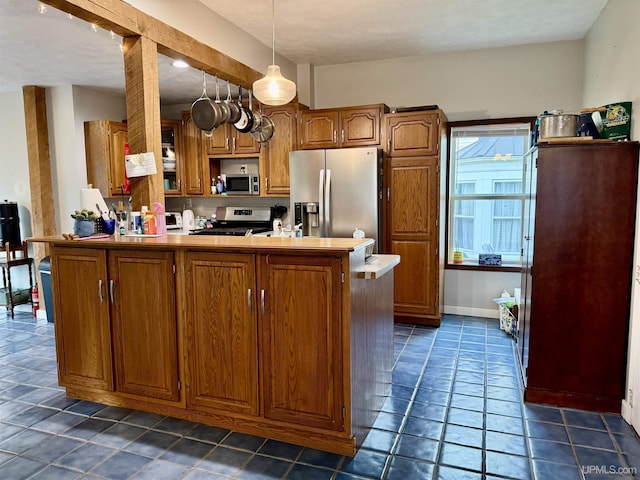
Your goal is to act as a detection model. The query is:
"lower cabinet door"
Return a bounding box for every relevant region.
[52,247,113,391]
[390,239,437,317]
[185,252,259,415]
[259,254,344,431]
[109,250,179,401]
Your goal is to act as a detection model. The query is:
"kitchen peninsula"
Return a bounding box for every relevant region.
[31,234,399,455]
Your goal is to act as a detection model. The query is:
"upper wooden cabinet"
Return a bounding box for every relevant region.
[206,123,260,156]
[180,111,206,195]
[260,103,308,195]
[383,111,441,157]
[84,120,128,198]
[300,104,388,150]
[161,119,183,196]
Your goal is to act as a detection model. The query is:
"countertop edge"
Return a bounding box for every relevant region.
[357,254,401,280]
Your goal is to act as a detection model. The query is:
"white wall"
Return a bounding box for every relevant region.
[312,40,586,315]
[582,0,640,428]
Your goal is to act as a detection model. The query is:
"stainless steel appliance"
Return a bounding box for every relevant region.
[224,174,260,195]
[289,147,383,251]
[190,206,271,236]
[165,212,182,230]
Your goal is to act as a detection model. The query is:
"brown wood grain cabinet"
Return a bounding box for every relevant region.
[383,110,446,326]
[206,123,260,156]
[38,237,395,456]
[260,103,308,195]
[180,111,206,195]
[109,250,179,401]
[520,141,639,412]
[184,252,259,416]
[260,254,344,431]
[52,247,113,391]
[51,247,179,401]
[84,120,128,198]
[300,104,388,150]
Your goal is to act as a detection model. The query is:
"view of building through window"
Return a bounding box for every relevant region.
[448,121,532,265]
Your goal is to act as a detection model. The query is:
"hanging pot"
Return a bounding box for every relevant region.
[234,88,255,133]
[225,81,242,124]
[190,71,219,133]
[250,114,275,144]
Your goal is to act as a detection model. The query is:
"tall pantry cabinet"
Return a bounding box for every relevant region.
[519,141,639,412]
[383,110,446,326]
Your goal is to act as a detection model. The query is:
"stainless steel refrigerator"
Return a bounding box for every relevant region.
[289,147,383,252]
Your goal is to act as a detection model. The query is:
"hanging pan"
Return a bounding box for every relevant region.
[234,87,255,134]
[250,114,275,144]
[190,70,218,135]
[214,77,232,124]
[225,81,242,124]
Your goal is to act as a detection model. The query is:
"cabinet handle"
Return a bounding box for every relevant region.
[387,139,391,152]
[260,289,265,315]
[109,280,115,303]
[98,280,104,303]
[198,178,201,189]
[341,129,345,144]
[233,137,237,151]
[333,130,337,144]
[177,179,181,190]
[226,137,230,150]
[387,187,390,202]
[248,288,252,314]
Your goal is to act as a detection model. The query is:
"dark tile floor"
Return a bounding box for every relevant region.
[0,307,639,479]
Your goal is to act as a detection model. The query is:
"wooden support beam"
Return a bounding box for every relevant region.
[41,0,262,89]
[22,86,56,261]
[124,35,162,209]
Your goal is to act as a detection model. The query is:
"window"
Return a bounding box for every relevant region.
[447,120,533,266]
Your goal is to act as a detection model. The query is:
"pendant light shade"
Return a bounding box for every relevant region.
[253,65,296,106]
[252,0,296,106]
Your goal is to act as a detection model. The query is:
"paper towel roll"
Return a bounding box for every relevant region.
[80,188,109,219]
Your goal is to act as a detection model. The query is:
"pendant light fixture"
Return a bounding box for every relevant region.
[252,0,296,106]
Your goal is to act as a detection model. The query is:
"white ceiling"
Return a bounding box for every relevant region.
[0,0,607,105]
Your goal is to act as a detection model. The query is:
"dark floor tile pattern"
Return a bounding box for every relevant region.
[1,306,639,479]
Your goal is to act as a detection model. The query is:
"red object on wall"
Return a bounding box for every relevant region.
[31,284,39,316]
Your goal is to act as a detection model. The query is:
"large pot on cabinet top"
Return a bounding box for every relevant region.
[539,113,579,139]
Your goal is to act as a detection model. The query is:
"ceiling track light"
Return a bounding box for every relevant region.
[252,0,296,106]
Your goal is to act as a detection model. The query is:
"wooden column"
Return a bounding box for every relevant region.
[123,35,163,209]
[22,86,56,261]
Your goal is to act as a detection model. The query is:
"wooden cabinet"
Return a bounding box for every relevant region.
[300,104,388,150]
[51,247,179,401]
[184,252,259,415]
[384,110,445,326]
[109,250,179,401]
[259,254,344,431]
[180,111,206,195]
[52,248,113,391]
[521,141,639,412]
[84,120,128,198]
[260,103,308,195]
[384,111,440,157]
[206,123,260,156]
[161,120,183,196]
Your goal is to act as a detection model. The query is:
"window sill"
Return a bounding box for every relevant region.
[446,262,521,273]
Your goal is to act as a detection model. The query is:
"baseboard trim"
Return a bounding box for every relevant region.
[621,399,632,422]
[444,305,498,319]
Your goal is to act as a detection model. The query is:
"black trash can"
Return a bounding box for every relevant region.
[39,256,54,323]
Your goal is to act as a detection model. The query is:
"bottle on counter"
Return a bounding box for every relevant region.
[216,175,224,194]
[211,178,217,195]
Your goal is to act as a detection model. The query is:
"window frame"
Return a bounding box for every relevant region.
[445,117,536,272]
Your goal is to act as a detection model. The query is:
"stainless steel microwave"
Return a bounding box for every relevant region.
[225,174,260,195]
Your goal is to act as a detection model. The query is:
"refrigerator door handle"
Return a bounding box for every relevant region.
[325,169,332,237]
[319,168,325,236]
